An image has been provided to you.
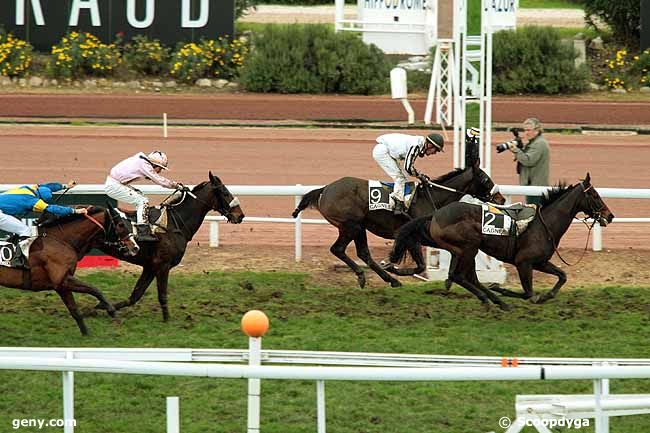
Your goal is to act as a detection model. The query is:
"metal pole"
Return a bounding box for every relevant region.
[295,186,302,262]
[209,221,219,248]
[167,396,180,433]
[163,113,168,138]
[316,381,326,433]
[63,351,74,433]
[247,337,262,433]
[334,0,344,32]
[592,223,602,251]
[485,25,494,176]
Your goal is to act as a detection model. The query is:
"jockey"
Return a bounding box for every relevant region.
[372,132,444,215]
[0,181,86,256]
[104,150,181,241]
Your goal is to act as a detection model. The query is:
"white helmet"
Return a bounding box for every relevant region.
[147,151,169,170]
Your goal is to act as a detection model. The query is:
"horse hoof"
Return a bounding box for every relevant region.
[390,279,402,288]
[114,300,129,310]
[530,294,544,304]
[106,307,117,318]
[357,274,366,289]
[444,279,453,290]
[499,303,512,311]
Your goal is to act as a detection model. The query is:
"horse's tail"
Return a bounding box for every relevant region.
[390,215,432,264]
[292,187,325,218]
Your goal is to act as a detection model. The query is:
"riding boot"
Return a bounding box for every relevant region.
[17,236,33,269]
[393,200,407,216]
[135,224,158,242]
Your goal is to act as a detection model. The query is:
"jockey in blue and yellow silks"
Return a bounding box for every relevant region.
[0,181,87,241]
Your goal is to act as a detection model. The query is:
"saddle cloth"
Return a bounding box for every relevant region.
[368,181,415,211]
[460,195,536,236]
[0,240,28,269]
[117,206,168,234]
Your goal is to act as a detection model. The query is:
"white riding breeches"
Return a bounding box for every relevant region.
[105,176,149,224]
[0,210,32,237]
[373,143,407,202]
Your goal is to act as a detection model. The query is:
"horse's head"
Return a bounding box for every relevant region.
[207,171,245,224]
[578,173,614,226]
[470,163,506,204]
[103,205,140,256]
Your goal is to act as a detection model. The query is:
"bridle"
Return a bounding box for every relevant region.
[538,181,605,266]
[164,183,241,240]
[87,210,138,254]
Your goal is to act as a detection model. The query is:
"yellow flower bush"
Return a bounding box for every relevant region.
[49,32,121,79]
[0,33,33,77]
[123,35,170,76]
[603,48,650,90]
[170,36,248,83]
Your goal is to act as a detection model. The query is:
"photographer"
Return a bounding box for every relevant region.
[504,118,550,205]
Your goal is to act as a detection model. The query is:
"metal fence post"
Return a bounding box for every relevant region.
[592,223,603,251]
[295,185,302,262]
[63,351,74,433]
[248,337,262,433]
[317,380,326,433]
[167,396,180,433]
[209,221,219,248]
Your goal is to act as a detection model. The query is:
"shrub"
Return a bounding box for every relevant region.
[492,26,589,94]
[583,0,640,47]
[602,48,650,90]
[123,35,170,76]
[0,32,33,77]
[240,24,390,94]
[169,36,248,83]
[48,32,121,79]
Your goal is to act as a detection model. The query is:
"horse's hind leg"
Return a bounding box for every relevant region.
[56,290,89,336]
[532,261,567,303]
[330,228,367,288]
[354,229,401,287]
[463,261,511,311]
[65,276,117,318]
[449,252,511,310]
[487,263,535,299]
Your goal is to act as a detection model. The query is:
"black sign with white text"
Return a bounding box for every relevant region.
[1,0,234,51]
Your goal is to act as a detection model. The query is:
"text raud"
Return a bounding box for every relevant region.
[15,0,211,28]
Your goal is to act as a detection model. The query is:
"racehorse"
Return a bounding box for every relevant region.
[98,172,245,321]
[291,161,505,288]
[386,174,614,309]
[1,206,138,335]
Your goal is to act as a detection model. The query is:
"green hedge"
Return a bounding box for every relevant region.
[492,26,589,94]
[583,0,640,47]
[240,24,390,94]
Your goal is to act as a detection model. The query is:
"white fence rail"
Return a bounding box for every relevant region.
[1,184,648,260]
[1,346,650,433]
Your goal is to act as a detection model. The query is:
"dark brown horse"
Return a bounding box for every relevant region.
[98,172,244,321]
[1,206,138,335]
[387,174,614,309]
[292,162,505,288]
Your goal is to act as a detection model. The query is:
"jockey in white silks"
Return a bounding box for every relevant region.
[104,150,181,241]
[372,133,444,215]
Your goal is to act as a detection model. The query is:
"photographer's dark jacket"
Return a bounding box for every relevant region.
[513,134,550,187]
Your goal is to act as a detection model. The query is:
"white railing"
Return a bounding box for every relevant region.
[1,344,650,433]
[1,184,649,260]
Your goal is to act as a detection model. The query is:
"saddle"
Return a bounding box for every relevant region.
[460,195,537,236]
[489,202,537,222]
[118,206,168,242]
[369,181,416,212]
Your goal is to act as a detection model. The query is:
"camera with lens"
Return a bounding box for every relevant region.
[496,128,524,153]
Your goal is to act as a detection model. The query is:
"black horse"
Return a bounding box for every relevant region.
[98,172,244,321]
[387,174,614,309]
[292,161,505,288]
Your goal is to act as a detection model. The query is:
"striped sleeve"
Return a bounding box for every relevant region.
[404,144,420,176]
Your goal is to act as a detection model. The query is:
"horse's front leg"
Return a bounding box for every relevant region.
[64,276,117,318]
[531,261,567,303]
[155,267,171,322]
[489,262,535,299]
[113,267,156,310]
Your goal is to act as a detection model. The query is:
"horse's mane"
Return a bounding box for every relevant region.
[539,182,573,207]
[38,207,103,228]
[433,168,465,183]
[165,181,209,206]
